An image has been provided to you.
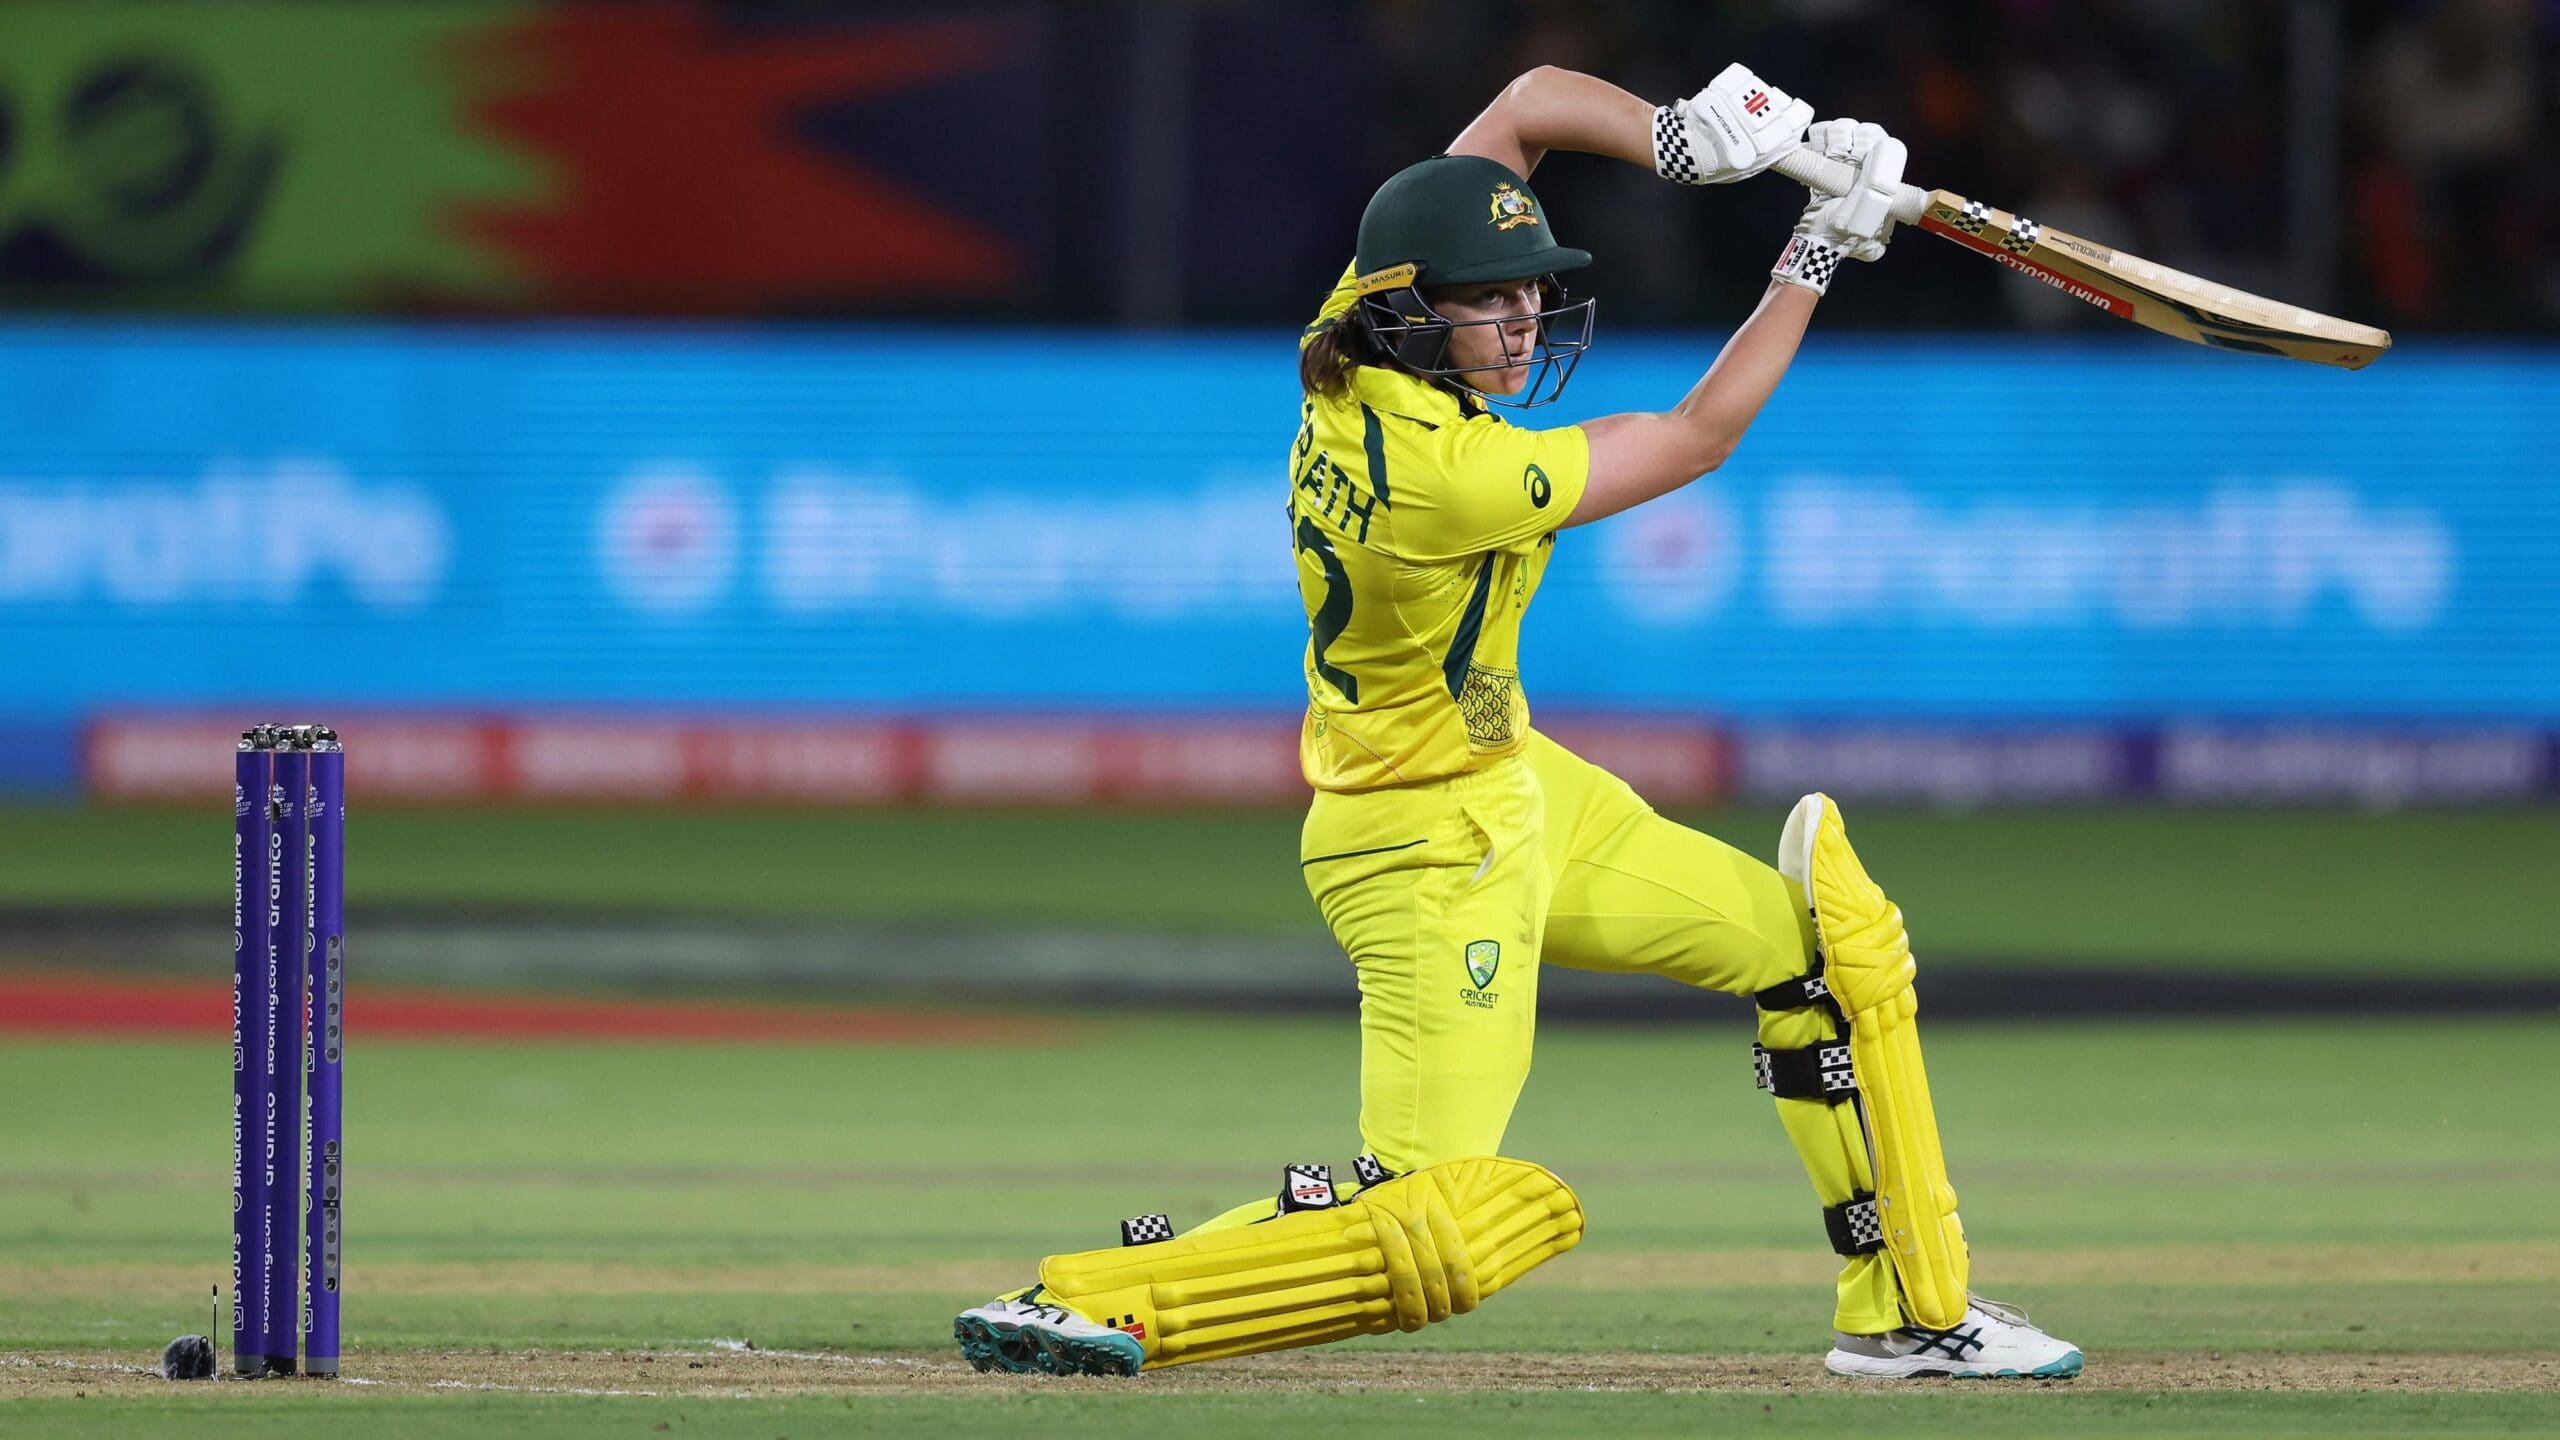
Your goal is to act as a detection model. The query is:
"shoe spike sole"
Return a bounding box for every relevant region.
[953,1315,1142,1378]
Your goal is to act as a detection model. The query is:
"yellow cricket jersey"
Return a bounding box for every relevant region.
[1292,265,1591,791]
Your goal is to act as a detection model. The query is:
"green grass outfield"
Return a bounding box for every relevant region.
[7,802,2558,975]
[5,1013,2557,1436]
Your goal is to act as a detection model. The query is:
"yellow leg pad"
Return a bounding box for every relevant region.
[1851,989,1968,1328]
[1783,793,1970,1330]
[1037,1156,1583,1370]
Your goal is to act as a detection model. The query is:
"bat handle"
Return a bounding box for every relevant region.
[1772,146,1930,226]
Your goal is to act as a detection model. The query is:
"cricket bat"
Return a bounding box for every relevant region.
[1773,148,2392,369]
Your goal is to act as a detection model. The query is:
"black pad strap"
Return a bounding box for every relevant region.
[1752,1038,1857,1103]
[1351,1153,1396,1188]
[1276,1162,1339,1213]
[1755,970,1835,1012]
[1825,1192,1885,1256]
[1120,1212,1174,1246]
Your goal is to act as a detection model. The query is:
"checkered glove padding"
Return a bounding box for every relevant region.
[1654,63,1813,186]
[1772,235,1845,295]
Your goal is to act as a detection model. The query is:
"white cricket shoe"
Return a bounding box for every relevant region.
[1824,1295,2083,1379]
[953,1285,1144,1377]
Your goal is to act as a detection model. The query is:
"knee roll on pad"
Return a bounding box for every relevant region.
[1037,1155,1584,1370]
[1778,792,1969,1330]
[1779,793,1915,1017]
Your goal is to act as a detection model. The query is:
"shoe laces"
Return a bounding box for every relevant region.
[1963,1293,2032,1329]
[1011,1285,1076,1326]
[1894,1294,2032,1352]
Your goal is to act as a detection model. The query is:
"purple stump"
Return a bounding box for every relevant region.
[232,728,276,1375]
[267,738,308,1374]
[303,730,345,1376]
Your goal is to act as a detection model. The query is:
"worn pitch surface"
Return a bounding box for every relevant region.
[3,1000,2555,1436]
[10,1345,2559,1396]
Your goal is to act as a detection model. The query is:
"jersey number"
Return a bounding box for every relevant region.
[1295,514,1359,703]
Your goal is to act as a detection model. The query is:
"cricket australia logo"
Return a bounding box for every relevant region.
[1460,939,1502,1009]
[1487,184,1540,231]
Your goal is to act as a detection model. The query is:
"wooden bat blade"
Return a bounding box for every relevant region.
[1915,190,2392,370]
[1766,148,2391,369]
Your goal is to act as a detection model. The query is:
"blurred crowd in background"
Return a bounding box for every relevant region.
[1377,0,2555,333]
[0,0,2547,331]
[2,0,2554,810]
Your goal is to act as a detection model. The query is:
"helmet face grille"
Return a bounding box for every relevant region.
[1354,277,1595,410]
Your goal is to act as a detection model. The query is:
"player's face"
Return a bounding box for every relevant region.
[1428,278,1546,395]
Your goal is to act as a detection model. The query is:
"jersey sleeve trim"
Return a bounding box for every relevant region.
[1441,554,1496,698]
[1360,405,1394,510]
[1304,261,1360,345]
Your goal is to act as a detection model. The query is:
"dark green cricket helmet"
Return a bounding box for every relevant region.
[1355,154,1593,285]
[1349,155,1595,408]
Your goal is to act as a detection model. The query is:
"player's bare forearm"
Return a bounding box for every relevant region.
[1447,67,1656,177]
[1668,280,1818,456]
[1567,281,1816,528]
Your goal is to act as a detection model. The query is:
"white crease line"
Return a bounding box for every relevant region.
[4,1355,159,1378]
[4,1348,967,1393]
[693,1341,948,1370]
[430,1379,668,1398]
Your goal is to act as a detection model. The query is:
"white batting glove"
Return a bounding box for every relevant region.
[1653,63,1814,185]
[1772,118,1907,294]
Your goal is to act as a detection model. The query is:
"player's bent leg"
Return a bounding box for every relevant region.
[1773,794,2080,1374]
[953,1156,1394,1377]
[1758,1018,1909,1336]
[1524,739,2079,1371]
[1303,757,1550,1179]
[1527,736,1911,1335]
[1774,793,1969,1329]
[958,760,1566,1378]
[1034,1155,1583,1371]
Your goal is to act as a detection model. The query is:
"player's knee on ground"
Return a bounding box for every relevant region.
[1036,1155,1583,1370]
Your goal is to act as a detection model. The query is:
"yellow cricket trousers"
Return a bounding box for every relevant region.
[1296,728,1905,1334]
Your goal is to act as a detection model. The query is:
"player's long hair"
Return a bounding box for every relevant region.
[1298,309,1388,398]
[1298,307,1470,403]
[1301,283,1589,408]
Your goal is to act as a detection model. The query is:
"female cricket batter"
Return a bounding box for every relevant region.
[958,63,2081,1382]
